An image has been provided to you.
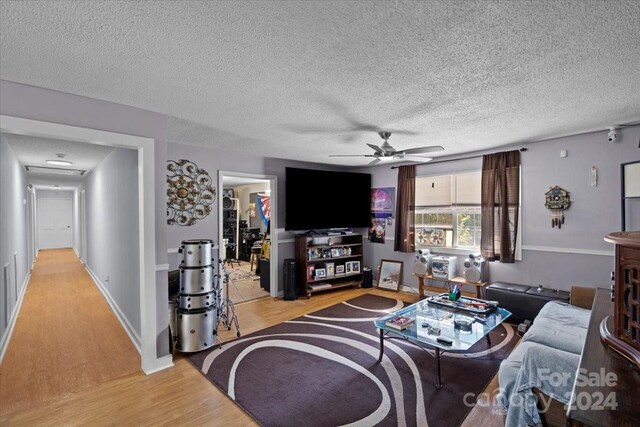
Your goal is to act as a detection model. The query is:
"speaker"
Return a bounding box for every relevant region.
[283,258,297,300]
[222,189,235,210]
[412,249,432,276]
[463,255,487,283]
[362,268,373,288]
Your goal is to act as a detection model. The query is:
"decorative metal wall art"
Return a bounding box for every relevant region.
[167,159,216,226]
[544,186,571,229]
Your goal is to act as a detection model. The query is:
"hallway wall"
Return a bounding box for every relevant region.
[85,147,141,343]
[0,133,29,355]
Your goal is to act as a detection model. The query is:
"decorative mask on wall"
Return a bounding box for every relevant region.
[544,186,571,229]
[167,159,216,226]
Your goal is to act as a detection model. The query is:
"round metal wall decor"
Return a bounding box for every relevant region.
[167,159,216,226]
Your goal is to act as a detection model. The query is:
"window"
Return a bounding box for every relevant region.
[415,171,481,250]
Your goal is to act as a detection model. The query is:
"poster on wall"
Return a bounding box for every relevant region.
[369,187,395,243]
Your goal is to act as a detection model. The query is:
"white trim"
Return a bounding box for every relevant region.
[0,271,31,364]
[73,247,80,259]
[155,264,170,272]
[85,265,142,354]
[1,115,161,374]
[522,245,614,256]
[143,354,174,374]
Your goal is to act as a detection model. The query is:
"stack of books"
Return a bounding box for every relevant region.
[385,315,414,330]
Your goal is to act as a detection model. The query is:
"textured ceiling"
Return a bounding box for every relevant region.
[4,133,114,181]
[1,0,639,166]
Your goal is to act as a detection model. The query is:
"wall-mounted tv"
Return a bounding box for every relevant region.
[285,167,371,231]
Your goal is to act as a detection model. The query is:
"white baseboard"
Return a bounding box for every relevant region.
[0,271,31,364]
[143,354,174,375]
[85,265,142,354]
[73,247,80,258]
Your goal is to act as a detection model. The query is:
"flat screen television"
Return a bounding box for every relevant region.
[285,167,371,231]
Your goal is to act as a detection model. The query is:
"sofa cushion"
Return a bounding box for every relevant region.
[522,317,587,354]
[521,301,590,355]
[535,300,591,328]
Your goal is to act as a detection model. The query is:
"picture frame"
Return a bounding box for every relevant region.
[315,268,326,279]
[335,265,345,275]
[351,260,361,273]
[377,259,403,291]
[306,265,315,281]
[346,261,353,274]
[325,262,335,277]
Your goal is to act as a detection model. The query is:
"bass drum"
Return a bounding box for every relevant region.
[176,306,217,353]
[179,239,214,267]
[180,265,214,294]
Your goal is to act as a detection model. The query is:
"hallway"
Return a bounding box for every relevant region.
[0,249,140,416]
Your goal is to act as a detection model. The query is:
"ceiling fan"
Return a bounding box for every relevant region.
[329,131,444,165]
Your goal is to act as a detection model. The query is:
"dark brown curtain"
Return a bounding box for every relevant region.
[394,165,416,252]
[481,150,520,262]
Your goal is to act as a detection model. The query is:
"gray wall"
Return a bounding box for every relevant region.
[166,143,349,291]
[0,134,29,348]
[85,147,140,339]
[362,125,640,292]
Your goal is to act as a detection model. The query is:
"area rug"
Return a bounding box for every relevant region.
[187,294,518,426]
[229,268,258,281]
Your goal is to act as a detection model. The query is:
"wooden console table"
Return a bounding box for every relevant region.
[415,274,487,299]
[567,288,640,426]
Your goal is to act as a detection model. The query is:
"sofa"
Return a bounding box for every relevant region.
[497,286,596,427]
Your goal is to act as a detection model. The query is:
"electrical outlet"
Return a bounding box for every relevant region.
[105,275,110,283]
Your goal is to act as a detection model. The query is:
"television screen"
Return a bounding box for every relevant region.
[285,167,371,231]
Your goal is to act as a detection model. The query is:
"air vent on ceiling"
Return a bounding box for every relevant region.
[25,165,86,176]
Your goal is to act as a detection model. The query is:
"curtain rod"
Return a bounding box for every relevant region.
[390,147,528,169]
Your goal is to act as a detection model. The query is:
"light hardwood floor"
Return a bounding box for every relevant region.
[1,251,504,426]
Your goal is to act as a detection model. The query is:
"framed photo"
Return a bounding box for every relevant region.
[326,262,335,277]
[315,268,326,279]
[306,265,315,281]
[351,261,361,273]
[346,261,353,274]
[377,259,403,291]
[335,265,345,275]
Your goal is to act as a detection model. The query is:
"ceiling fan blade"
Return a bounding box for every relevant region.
[384,129,419,136]
[367,143,384,154]
[402,146,445,155]
[369,158,382,165]
[328,154,368,157]
[379,141,397,154]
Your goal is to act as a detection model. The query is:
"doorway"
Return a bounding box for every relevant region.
[219,171,278,302]
[0,115,161,373]
[37,196,73,249]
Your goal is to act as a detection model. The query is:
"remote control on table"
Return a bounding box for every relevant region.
[437,337,453,346]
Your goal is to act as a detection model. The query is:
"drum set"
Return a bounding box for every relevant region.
[170,239,240,353]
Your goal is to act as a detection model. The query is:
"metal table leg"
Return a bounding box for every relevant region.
[435,347,442,389]
[377,328,384,362]
[486,334,491,346]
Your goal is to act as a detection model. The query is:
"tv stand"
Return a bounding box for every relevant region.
[295,233,364,298]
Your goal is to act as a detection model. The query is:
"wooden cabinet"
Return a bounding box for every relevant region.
[602,231,640,368]
[295,234,364,298]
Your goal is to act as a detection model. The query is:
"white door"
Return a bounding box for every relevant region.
[38,198,73,249]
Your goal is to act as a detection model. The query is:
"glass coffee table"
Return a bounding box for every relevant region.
[374,298,511,389]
